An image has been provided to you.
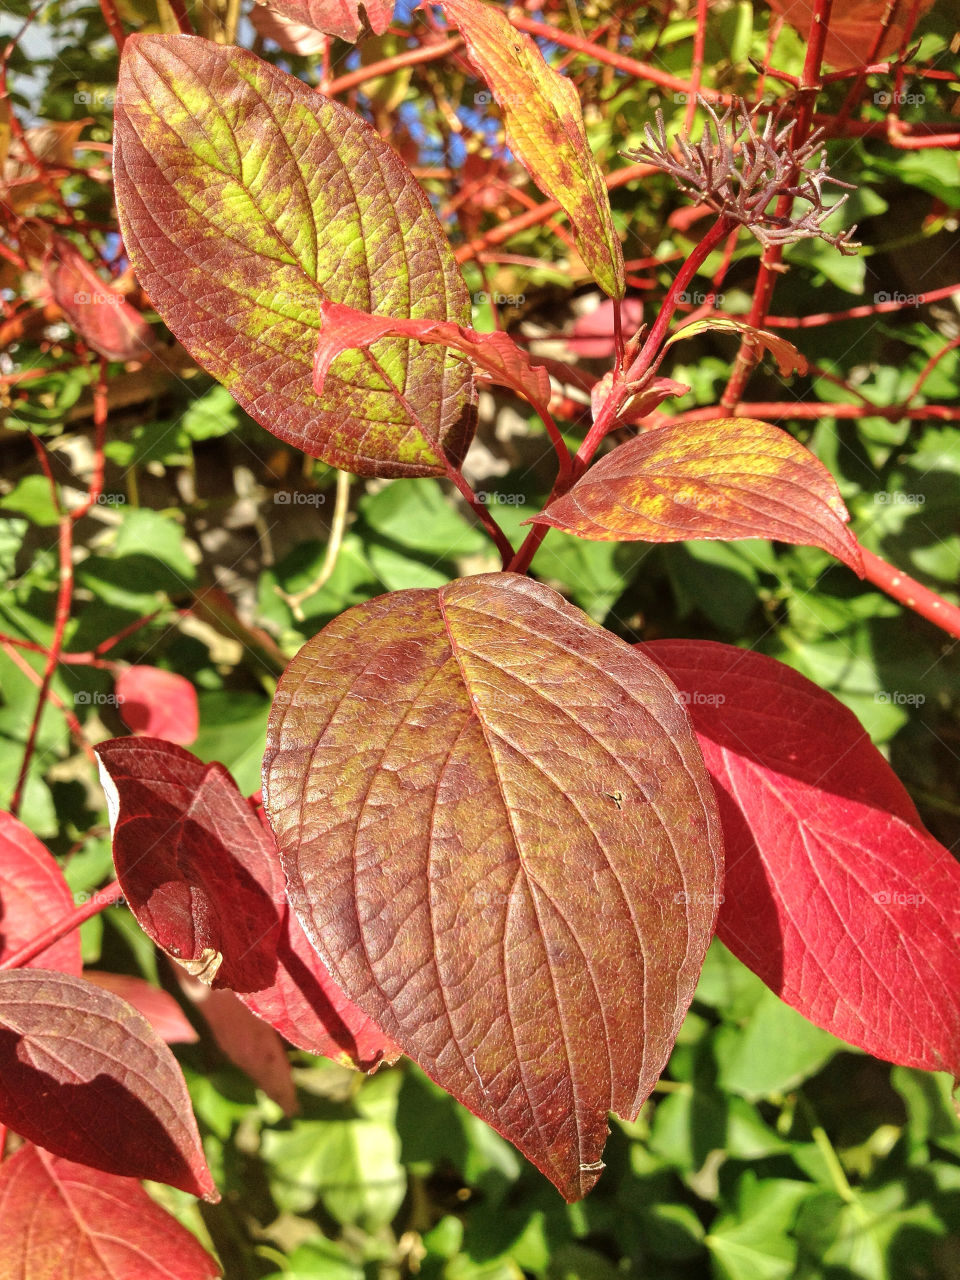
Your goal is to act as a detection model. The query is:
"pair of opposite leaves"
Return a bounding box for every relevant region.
[100,573,960,1203]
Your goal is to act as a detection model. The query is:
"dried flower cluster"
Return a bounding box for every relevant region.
[627,98,860,252]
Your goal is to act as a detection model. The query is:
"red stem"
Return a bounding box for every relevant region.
[326,36,463,95]
[858,546,960,640]
[96,0,126,51]
[0,881,125,971]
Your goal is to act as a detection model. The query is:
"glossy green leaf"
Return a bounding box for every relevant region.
[263,572,722,1200]
[114,35,476,478]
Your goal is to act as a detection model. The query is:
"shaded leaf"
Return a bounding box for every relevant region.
[765,0,936,66]
[95,737,399,1071]
[644,639,960,1077]
[114,35,475,478]
[0,810,81,974]
[0,1144,221,1280]
[256,0,393,43]
[249,3,330,52]
[314,300,552,408]
[116,666,199,746]
[83,971,198,1044]
[263,572,722,1200]
[44,239,154,364]
[532,418,862,573]
[663,317,807,377]
[177,976,298,1116]
[437,0,624,298]
[0,968,217,1200]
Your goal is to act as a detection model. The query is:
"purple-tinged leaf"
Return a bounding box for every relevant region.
[437,0,624,299]
[314,300,552,408]
[0,1144,221,1279]
[263,573,722,1200]
[95,737,399,1071]
[83,972,198,1045]
[0,969,217,1200]
[645,639,960,1077]
[0,810,81,975]
[532,417,863,573]
[114,35,476,478]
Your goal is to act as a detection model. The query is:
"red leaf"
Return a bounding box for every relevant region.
[0,1144,220,1279]
[0,810,81,974]
[765,0,936,66]
[437,0,624,298]
[113,35,475,478]
[532,417,863,574]
[644,639,960,1077]
[44,238,153,363]
[115,666,199,746]
[95,737,400,1071]
[566,298,645,358]
[0,969,217,1200]
[178,977,298,1116]
[263,573,722,1200]
[255,0,393,42]
[314,300,552,408]
[83,972,198,1045]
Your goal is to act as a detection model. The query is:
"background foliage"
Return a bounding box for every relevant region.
[1,0,959,1274]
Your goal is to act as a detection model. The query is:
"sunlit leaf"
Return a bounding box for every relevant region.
[255,0,393,43]
[437,0,624,298]
[116,666,199,746]
[532,418,862,573]
[645,639,960,1077]
[0,1144,220,1279]
[263,572,722,1200]
[0,810,81,974]
[114,35,476,477]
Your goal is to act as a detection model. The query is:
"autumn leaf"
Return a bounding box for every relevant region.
[116,665,199,746]
[314,300,552,408]
[0,810,81,974]
[765,0,936,67]
[44,238,154,363]
[531,417,863,573]
[263,573,722,1200]
[0,1144,221,1279]
[96,737,400,1071]
[437,0,624,299]
[645,639,960,1078]
[254,0,393,43]
[0,969,218,1200]
[113,35,476,477]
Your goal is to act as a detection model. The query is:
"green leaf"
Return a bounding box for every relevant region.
[357,479,488,558]
[0,476,60,527]
[707,1174,814,1280]
[262,1116,406,1227]
[715,987,847,1100]
[114,35,476,478]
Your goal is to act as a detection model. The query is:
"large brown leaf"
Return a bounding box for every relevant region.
[255,0,393,43]
[113,35,476,477]
[263,573,722,1200]
[96,738,399,1071]
[0,969,217,1200]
